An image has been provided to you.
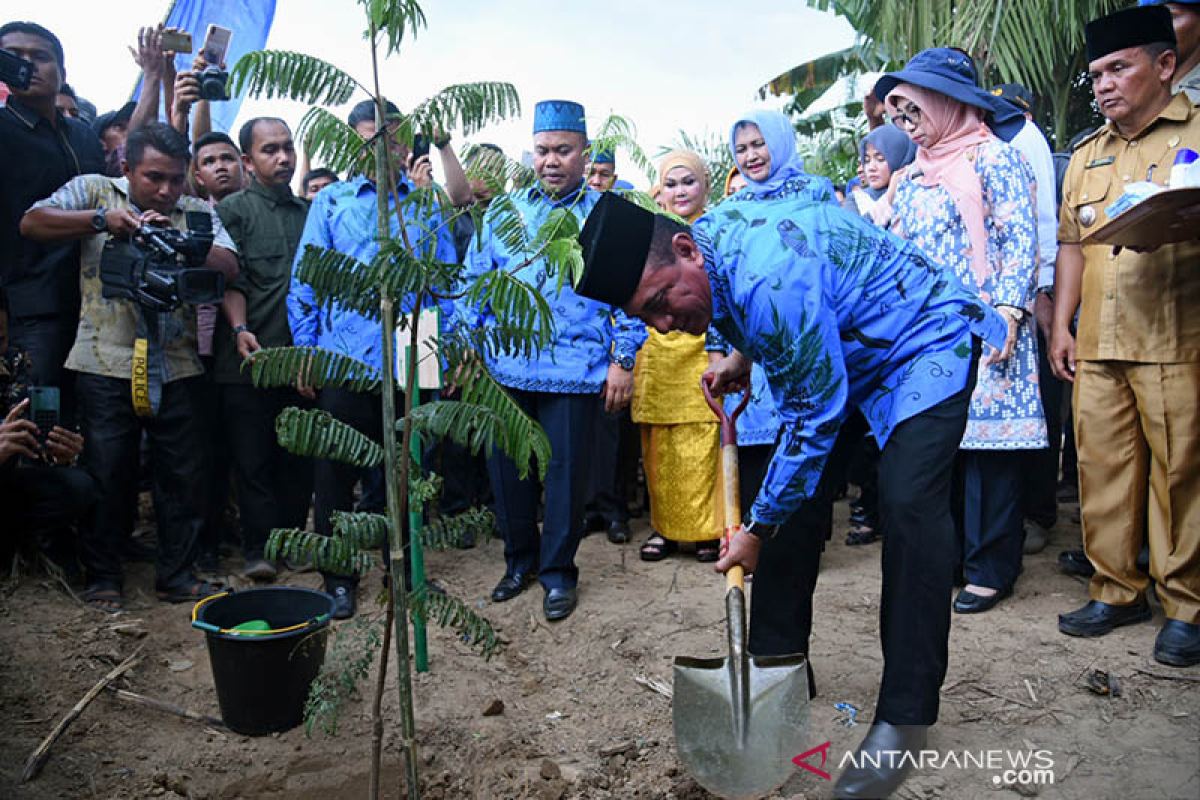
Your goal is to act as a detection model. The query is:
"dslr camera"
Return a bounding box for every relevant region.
[99,211,224,312]
[198,65,229,101]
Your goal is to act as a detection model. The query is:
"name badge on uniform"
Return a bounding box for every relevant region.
[1086,156,1114,169]
[1079,206,1097,226]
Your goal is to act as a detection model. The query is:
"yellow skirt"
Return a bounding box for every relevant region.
[641,422,722,543]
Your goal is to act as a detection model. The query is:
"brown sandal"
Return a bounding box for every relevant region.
[82,584,123,614]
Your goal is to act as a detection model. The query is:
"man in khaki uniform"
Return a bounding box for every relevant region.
[1050,4,1200,667]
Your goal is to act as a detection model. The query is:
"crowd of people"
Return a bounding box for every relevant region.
[1,3,1197,797]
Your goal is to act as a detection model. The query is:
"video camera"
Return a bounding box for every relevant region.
[99,211,224,313]
[0,49,34,90]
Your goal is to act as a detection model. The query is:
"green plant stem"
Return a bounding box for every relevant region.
[369,583,394,800]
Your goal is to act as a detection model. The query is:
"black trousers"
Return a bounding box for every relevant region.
[875,350,977,726]
[435,389,492,517]
[9,313,79,426]
[76,373,208,591]
[1020,326,1064,529]
[583,400,636,525]
[959,450,1025,591]
[1,462,97,540]
[222,384,314,559]
[197,357,231,558]
[487,390,594,591]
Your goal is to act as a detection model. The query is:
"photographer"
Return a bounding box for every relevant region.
[20,122,237,613]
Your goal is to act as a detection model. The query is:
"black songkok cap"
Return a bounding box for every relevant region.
[1085,5,1176,64]
[576,192,655,308]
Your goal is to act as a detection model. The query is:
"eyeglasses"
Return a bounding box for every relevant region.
[889,105,923,128]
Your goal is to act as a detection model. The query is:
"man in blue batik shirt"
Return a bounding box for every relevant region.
[462,100,645,622]
[576,192,1012,800]
[287,99,457,619]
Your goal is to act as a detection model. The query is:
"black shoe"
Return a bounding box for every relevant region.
[543,587,578,621]
[582,513,605,534]
[953,586,1012,614]
[1058,599,1151,638]
[1057,549,1096,578]
[606,519,630,544]
[834,722,928,799]
[1154,619,1200,667]
[491,572,534,603]
[328,583,357,620]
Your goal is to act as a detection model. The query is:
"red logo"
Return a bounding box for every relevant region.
[793,741,833,780]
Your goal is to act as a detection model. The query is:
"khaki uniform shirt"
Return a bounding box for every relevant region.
[1057,92,1200,363]
[1176,61,1200,105]
[29,175,237,382]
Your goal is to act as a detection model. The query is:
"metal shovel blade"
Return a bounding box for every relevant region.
[672,588,810,799]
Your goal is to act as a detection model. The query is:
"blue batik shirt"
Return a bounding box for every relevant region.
[713,172,838,446]
[287,175,457,375]
[461,183,645,393]
[694,199,1008,525]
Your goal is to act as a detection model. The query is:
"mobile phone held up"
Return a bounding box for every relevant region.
[198,24,232,101]
[412,133,431,161]
[160,29,193,54]
[0,48,34,90]
[28,386,60,443]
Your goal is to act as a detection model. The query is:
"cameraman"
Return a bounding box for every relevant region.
[20,122,237,613]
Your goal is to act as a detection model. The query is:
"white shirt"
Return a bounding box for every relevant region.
[1008,118,1059,290]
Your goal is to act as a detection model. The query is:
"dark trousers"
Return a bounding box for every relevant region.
[436,390,492,517]
[1021,327,1064,529]
[874,352,977,726]
[222,384,314,559]
[487,390,594,591]
[197,358,231,558]
[959,450,1025,591]
[583,401,636,524]
[76,373,208,591]
[1,463,97,539]
[314,387,408,587]
[9,313,79,426]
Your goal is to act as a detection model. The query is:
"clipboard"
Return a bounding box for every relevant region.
[395,306,443,390]
[1083,187,1200,249]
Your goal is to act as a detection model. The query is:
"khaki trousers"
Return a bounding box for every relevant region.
[1074,360,1200,624]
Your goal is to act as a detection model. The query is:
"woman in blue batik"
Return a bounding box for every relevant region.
[875,49,1047,615]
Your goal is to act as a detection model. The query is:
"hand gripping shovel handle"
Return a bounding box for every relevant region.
[701,377,750,594]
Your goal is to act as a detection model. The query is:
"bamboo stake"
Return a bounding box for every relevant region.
[20,644,145,782]
[104,686,225,728]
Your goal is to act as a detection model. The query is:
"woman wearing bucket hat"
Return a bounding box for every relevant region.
[872,48,1047,617]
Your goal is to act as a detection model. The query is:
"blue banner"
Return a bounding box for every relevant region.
[134,0,276,134]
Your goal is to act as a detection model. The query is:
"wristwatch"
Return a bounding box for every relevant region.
[91,207,108,233]
[743,518,779,540]
[232,325,252,336]
[434,132,452,149]
[612,353,636,371]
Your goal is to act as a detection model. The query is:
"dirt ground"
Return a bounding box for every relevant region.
[2,496,1198,800]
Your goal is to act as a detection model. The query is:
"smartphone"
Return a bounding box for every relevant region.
[200,24,232,66]
[0,48,34,90]
[160,30,193,54]
[28,386,60,443]
[412,133,430,161]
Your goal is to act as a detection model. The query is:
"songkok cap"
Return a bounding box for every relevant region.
[990,83,1033,113]
[92,101,136,138]
[589,141,615,164]
[1085,5,1176,63]
[1137,0,1200,6]
[533,99,586,135]
[576,192,655,307]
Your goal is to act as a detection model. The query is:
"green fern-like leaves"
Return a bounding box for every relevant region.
[247,346,382,394]
[276,407,385,468]
[361,0,427,54]
[408,589,501,659]
[296,107,373,178]
[230,50,362,107]
[590,115,657,185]
[266,528,377,577]
[402,82,521,140]
[303,614,384,736]
[422,507,495,551]
[452,270,555,360]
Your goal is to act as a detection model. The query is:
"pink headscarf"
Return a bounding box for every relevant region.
[886,82,997,287]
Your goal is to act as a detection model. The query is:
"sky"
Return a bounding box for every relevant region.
[21,0,857,188]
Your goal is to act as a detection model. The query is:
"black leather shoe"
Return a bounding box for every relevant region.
[834,722,928,799]
[543,587,578,621]
[606,519,630,544]
[328,583,357,620]
[1058,599,1151,637]
[1058,549,1096,578]
[953,586,1012,614]
[490,572,533,603]
[1154,619,1200,667]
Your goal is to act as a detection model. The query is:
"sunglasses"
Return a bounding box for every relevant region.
[889,104,923,128]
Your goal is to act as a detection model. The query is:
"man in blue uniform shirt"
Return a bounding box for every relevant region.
[576,192,1010,799]
[462,100,645,621]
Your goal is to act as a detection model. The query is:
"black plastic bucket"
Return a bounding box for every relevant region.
[192,587,335,736]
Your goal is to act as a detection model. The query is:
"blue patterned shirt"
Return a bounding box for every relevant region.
[694,199,1009,524]
[287,175,456,375]
[462,183,645,393]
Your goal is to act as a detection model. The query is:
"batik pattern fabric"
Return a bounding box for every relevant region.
[287,175,456,377]
[890,139,1047,450]
[460,184,645,393]
[694,200,1008,525]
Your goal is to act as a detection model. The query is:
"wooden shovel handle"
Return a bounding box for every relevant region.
[702,378,748,593]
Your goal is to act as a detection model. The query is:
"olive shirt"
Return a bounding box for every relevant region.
[28,174,237,383]
[212,179,310,384]
[1057,92,1200,363]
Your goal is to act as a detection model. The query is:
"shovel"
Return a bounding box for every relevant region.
[672,380,810,799]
